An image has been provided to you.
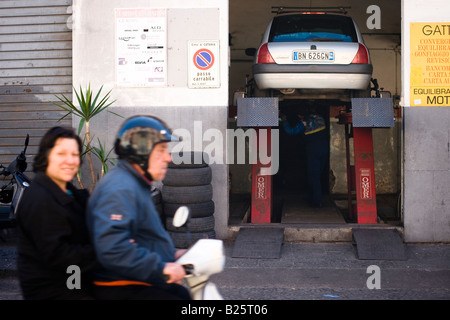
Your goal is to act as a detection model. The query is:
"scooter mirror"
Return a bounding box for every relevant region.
[172,206,189,228]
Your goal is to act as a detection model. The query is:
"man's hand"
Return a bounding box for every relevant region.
[163,262,186,284]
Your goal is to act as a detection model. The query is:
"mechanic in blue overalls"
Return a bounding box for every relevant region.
[281,110,328,207]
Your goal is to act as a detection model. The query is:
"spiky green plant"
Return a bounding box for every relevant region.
[53,84,121,190]
[91,138,116,179]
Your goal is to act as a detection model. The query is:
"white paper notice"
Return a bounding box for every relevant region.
[116,8,167,87]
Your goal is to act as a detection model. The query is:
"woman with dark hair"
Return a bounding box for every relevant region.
[16,126,99,300]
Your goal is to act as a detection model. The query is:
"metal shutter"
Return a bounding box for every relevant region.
[0,0,73,176]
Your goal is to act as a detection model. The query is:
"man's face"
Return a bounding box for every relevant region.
[148,142,172,181]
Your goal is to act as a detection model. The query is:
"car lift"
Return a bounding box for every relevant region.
[250,127,273,223]
[337,110,377,223]
[237,93,394,224]
[236,97,278,223]
[337,96,395,223]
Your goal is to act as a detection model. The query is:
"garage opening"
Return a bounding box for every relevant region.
[229,97,401,226]
[272,99,336,223]
[228,2,402,227]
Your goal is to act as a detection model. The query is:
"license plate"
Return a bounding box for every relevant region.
[292,50,334,62]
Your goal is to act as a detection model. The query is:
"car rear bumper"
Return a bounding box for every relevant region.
[253,64,373,90]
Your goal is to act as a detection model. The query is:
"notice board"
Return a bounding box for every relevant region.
[115,8,167,87]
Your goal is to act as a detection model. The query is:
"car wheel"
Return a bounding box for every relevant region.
[351,87,371,98]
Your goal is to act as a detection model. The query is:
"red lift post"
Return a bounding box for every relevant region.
[337,97,394,224]
[237,97,279,224]
[250,128,272,223]
[353,127,378,223]
[338,111,377,223]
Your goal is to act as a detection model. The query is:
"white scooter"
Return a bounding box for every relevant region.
[172,206,225,300]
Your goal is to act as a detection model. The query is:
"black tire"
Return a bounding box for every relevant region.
[151,186,165,226]
[169,151,209,168]
[163,166,212,186]
[166,215,215,232]
[151,186,162,204]
[162,185,212,204]
[169,230,216,249]
[155,202,163,216]
[163,201,215,218]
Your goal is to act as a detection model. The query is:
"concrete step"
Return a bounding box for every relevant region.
[228,224,404,243]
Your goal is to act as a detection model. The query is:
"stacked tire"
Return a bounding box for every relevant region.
[151,185,164,224]
[162,152,215,248]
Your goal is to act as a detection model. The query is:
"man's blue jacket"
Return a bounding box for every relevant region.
[87,160,176,285]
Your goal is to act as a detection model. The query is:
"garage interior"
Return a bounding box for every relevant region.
[228,0,402,226]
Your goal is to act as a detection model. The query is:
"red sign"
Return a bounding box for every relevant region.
[193,48,214,70]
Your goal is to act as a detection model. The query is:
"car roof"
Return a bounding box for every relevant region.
[271,12,353,19]
[266,12,362,43]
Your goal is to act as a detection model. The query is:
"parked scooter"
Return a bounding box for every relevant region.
[171,206,225,300]
[0,134,31,225]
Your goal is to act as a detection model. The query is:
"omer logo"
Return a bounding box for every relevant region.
[360,169,372,200]
[256,176,266,200]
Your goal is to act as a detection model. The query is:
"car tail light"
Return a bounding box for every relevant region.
[351,43,369,64]
[257,43,275,64]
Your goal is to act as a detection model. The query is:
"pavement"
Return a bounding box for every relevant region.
[1,225,450,301]
[214,240,450,300]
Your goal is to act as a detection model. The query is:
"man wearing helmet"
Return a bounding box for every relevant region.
[86,115,191,300]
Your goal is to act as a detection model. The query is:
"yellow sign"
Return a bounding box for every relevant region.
[410,23,450,106]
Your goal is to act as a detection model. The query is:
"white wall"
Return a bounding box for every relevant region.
[402,0,450,242]
[72,0,230,238]
[73,0,228,107]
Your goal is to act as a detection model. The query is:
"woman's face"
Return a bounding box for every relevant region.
[46,138,80,190]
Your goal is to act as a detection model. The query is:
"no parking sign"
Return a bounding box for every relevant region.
[188,40,220,88]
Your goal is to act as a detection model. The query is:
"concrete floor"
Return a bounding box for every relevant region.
[228,192,402,242]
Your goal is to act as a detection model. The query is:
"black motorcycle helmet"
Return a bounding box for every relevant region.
[114,115,179,180]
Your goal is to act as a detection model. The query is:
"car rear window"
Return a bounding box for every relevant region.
[269,14,358,43]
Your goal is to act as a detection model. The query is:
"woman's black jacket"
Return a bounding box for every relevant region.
[16,173,99,300]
